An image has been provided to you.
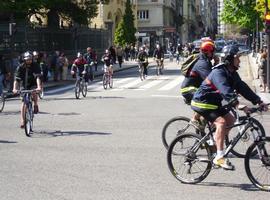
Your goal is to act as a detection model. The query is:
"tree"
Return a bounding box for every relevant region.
[114,0,136,46]
[0,0,108,28]
[221,0,262,31]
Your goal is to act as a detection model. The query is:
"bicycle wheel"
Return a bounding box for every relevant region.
[102,74,108,89]
[109,75,113,88]
[245,137,270,191]
[82,80,87,97]
[225,117,265,158]
[162,116,197,150]
[24,105,33,137]
[75,80,80,99]
[0,93,5,112]
[167,132,212,184]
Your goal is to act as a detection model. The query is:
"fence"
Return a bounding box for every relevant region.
[0,23,111,56]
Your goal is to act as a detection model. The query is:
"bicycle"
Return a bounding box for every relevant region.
[167,104,270,191]
[0,92,5,112]
[19,90,38,137]
[102,65,113,89]
[138,61,147,81]
[155,58,164,76]
[74,72,88,99]
[162,106,265,158]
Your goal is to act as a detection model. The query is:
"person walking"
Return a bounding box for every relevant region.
[258,52,267,92]
[116,46,123,68]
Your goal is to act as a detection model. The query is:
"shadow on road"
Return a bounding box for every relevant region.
[198,181,259,191]
[30,130,112,138]
[0,140,17,144]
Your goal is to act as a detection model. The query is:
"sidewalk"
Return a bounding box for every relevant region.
[247,53,270,102]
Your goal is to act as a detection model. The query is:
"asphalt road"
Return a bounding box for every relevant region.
[0,58,269,200]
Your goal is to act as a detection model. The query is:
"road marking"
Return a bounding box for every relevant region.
[158,76,184,91]
[151,94,180,98]
[45,84,74,94]
[139,80,163,89]
[119,78,143,89]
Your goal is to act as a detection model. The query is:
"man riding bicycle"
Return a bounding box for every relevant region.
[84,47,94,81]
[191,45,268,170]
[102,49,114,76]
[137,46,148,77]
[153,44,164,74]
[71,52,88,82]
[13,51,41,128]
[180,39,218,130]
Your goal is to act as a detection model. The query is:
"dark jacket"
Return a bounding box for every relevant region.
[181,53,213,94]
[191,63,262,111]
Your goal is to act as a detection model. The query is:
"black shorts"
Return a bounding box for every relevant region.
[182,92,194,105]
[193,107,230,123]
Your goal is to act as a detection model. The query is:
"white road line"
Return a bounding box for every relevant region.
[151,94,179,98]
[158,76,184,91]
[119,78,143,89]
[45,84,74,94]
[139,80,163,89]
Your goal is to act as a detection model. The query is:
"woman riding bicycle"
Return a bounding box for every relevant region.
[13,51,41,128]
[101,49,114,76]
[191,45,268,170]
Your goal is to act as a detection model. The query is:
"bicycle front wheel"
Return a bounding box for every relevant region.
[82,81,88,97]
[75,81,81,99]
[102,74,108,89]
[245,137,270,191]
[0,93,5,112]
[225,117,265,158]
[24,106,33,137]
[109,75,113,88]
[167,132,212,184]
[162,116,196,150]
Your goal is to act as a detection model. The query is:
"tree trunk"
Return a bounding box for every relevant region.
[47,9,59,28]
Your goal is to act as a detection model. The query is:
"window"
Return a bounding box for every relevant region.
[137,10,149,20]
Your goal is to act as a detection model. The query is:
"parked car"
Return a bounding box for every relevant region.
[215,40,226,52]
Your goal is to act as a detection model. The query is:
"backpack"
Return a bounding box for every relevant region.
[180,53,199,77]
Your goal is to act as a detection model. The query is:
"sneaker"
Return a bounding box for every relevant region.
[213,157,235,170]
[34,105,39,114]
[190,119,206,132]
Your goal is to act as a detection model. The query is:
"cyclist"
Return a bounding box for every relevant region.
[180,39,216,130]
[153,44,164,74]
[137,46,148,77]
[12,51,41,128]
[84,47,94,81]
[191,45,268,170]
[71,52,88,83]
[101,49,113,76]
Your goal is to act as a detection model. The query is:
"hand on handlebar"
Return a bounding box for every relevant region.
[12,89,18,94]
[259,102,268,112]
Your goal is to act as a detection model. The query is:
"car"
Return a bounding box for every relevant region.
[215,40,226,52]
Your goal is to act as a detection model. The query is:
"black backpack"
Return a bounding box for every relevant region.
[180,53,199,77]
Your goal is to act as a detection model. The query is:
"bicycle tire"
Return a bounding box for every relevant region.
[102,74,108,89]
[38,87,44,99]
[82,80,87,97]
[162,116,196,150]
[225,116,265,158]
[167,132,212,184]
[245,137,270,191]
[109,75,113,88]
[0,93,5,112]
[75,80,80,99]
[24,106,33,137]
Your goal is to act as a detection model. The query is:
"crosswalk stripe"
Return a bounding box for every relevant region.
[119,78,143,89]
[139,80,163,89]
[158,76,184,91]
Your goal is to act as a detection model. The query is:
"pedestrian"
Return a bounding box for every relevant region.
[60,52,69,80]
[0,54,9,96]
[116,46,123,68]
[258,52,267,92]
[57,51,66,81]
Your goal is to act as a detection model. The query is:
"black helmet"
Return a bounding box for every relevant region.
[221,45,239,63]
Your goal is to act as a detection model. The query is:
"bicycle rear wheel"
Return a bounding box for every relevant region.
[245,137,270,191]
[109,75,113,88]
[167,132,212,184]
[0,93,5,112]
[162,116,196,150]
[225,117,265,158]
[75,80,80,99]
[102,74,108,89]
[24,105,33,137]
[82,80,87,97]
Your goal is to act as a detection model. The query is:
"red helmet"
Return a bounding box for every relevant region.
[200,41,215,53]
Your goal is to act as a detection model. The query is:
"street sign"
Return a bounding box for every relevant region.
[134,32,146,37]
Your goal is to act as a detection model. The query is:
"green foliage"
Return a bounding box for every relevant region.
[0,0,102,27]
[221,0,262,31]
[114,0,136,46]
